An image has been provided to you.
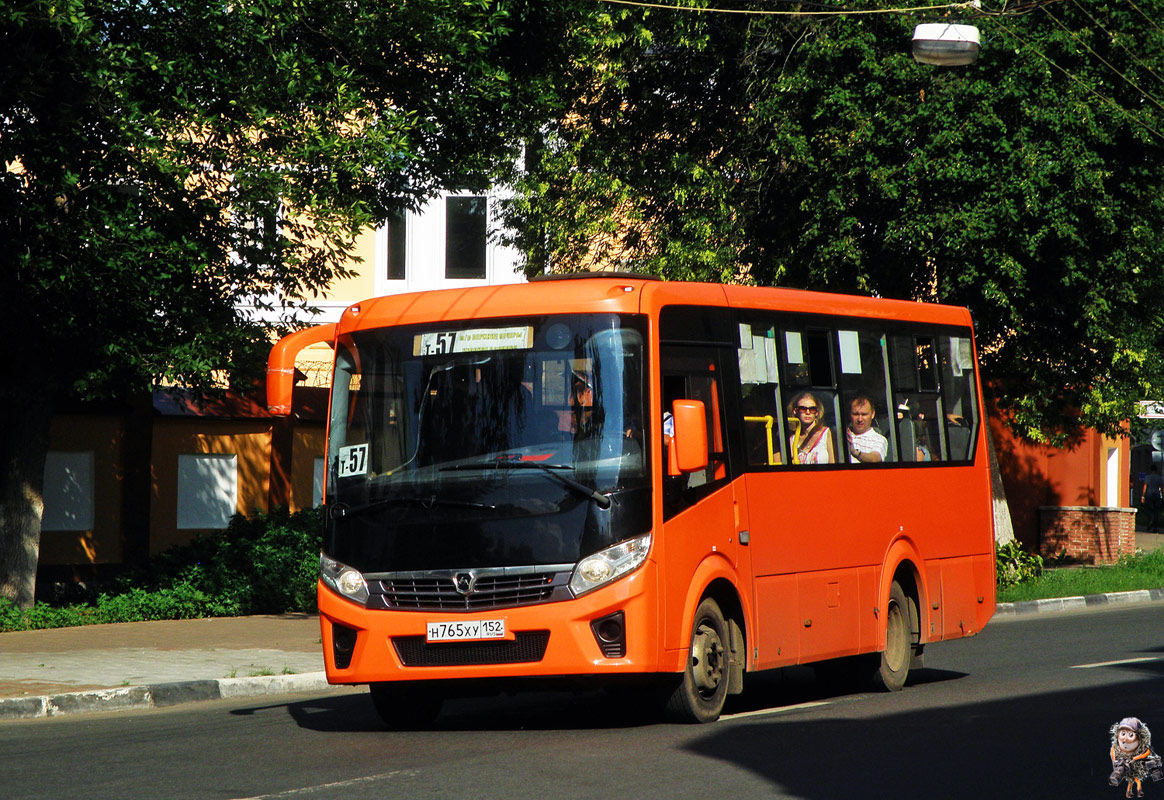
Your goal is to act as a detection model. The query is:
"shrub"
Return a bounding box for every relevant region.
[996,540,1044,588]
[0,507,323,632]
[122,506,324,615]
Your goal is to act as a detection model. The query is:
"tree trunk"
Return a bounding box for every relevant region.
[987,422,1015,546]
[0,376,54,608]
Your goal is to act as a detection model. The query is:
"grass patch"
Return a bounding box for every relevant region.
[998,549,1164,603]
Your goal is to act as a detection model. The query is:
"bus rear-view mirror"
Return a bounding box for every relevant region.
[669,399,709,475]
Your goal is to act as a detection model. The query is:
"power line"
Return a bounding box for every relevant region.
[600,0,977,17]
[1040,4,1164,116]
[1120,0,1164,37]
[990,15,1164,144]
[1067,0,1164,90]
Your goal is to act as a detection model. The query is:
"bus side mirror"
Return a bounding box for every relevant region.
[668,399,709,475]
[267,323,336,415]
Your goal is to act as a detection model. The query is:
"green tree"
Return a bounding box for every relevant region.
[503,1,1164,441]
[0,0,584,607]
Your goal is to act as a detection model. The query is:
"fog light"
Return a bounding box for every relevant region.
[590,611,627,658]
[332,622,358,670]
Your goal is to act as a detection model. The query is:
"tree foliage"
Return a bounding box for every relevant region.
[0,0,583,605]
[502,0,1164,442]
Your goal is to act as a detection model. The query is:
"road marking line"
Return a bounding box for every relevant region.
[722,700,832,720]
[230,770,419,799]
[1070,657,1160,669]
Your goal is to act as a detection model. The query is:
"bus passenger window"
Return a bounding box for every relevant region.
[782,329,832,387]
[738,322,782,466]
[896,397,941,462]
[940,336,978,460]
[837,329,894,463]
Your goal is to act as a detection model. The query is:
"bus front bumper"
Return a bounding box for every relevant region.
[316,564,663,685]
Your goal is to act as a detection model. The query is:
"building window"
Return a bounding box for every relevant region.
[445,195,487,279]
[386,208,406,280]
[177,454,238,529]
[42,451,95,531]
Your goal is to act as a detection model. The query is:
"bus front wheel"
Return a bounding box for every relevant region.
[369,681,443,730]
[664,597,730,723]
[873,581,912,692]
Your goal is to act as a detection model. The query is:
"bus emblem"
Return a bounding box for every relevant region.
[454,573,476,595]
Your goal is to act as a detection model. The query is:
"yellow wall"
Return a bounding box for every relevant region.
[42,415,124,566]
[291,424,326,510]
[326,227,378,305]
[149,419,273,554]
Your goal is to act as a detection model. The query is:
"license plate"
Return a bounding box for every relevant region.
[426,619,506,642]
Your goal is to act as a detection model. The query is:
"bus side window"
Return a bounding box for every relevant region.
[838,328,895,463]
[737,322,782,466]
[939,335,978,461]
[662,347,731,519]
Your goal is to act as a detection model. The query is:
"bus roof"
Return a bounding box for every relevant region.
[334,277,974,334]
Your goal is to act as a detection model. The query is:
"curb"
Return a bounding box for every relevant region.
[0,671,334,721]
[995,587,1164,617]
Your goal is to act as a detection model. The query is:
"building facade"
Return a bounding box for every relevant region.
[39,192,525,591]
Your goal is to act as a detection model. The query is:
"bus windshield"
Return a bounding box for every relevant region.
[324,313,650,572]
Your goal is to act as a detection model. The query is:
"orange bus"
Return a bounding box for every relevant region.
[267,275,995,726]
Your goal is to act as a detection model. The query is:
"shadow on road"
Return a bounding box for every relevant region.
[683,655,1164,799]
[236,662,971,734]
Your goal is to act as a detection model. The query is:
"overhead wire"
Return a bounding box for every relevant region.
[1067,0,1164,90]
[1120,0,1164,36]
[1037,4,1164,115]
[988,14,1164,144]
[597,0,1164,143]
[599,0,978,17]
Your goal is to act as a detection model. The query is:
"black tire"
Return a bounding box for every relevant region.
[873,581,912,692]
[664,597,730,723]
[369,681,443,730]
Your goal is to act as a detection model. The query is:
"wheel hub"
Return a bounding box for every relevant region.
[691,622,725,694]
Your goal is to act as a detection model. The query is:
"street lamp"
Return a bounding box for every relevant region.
[912,23,981,66]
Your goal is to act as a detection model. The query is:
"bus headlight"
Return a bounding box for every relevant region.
[569,535,651,597]
[320,554,369,606]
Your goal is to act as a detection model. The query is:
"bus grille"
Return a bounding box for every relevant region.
[391,631,551,667]
[367,570,571,611]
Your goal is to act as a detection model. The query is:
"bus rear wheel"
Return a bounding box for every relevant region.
[873,581,912,692]
[369,681,443,730]
[664,597,730,723]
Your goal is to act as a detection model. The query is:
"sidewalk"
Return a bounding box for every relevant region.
[0,613,341,721]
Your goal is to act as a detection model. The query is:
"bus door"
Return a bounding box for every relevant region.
[660,344,748,651]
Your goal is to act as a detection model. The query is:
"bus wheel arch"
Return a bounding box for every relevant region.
[665,577,746,723]
[703,578,746,696]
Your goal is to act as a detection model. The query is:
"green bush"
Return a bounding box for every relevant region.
[996,540,1043,588]
[129,506,323,615]
[0,507,323,632]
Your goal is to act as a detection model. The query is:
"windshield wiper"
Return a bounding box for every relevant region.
[442,459,612,509]
[329,495,496,520]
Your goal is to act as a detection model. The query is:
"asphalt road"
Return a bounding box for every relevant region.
[2,604,1161,800]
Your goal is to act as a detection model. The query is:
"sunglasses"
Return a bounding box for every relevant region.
[795,405,819,413]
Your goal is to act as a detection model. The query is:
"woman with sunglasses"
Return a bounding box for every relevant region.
[787,391,834,464]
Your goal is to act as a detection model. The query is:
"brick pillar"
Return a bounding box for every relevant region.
[1039,506,1137,564]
